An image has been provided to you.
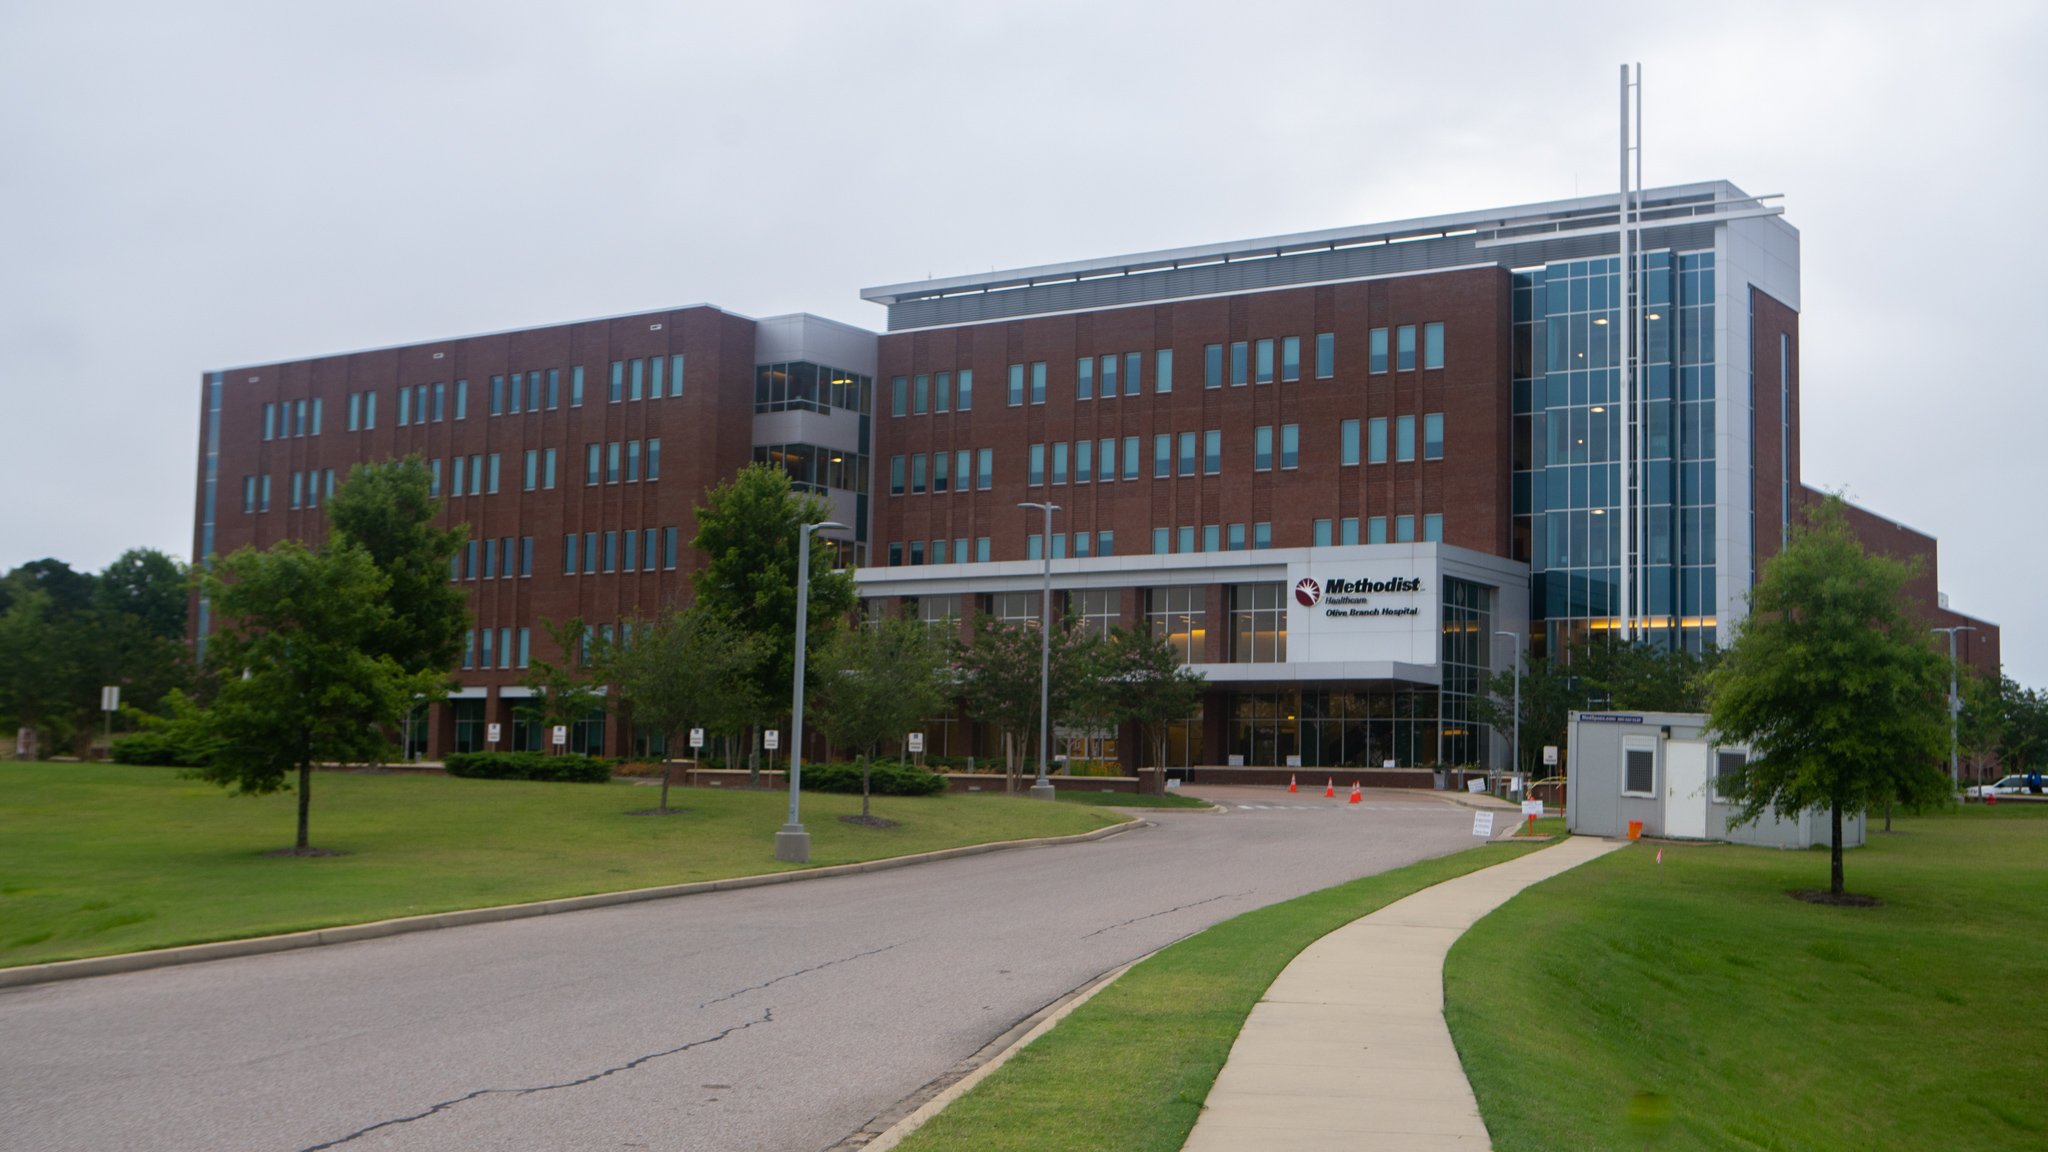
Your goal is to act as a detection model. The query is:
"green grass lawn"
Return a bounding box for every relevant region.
[1447,806,2048,1151]
[0,762,1121,968]
[892,839,1546,1152]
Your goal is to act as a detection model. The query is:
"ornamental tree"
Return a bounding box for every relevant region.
[1707,496,1949,898]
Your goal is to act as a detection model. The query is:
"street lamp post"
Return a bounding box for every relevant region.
[775,519,849,863]
[1494,630,1523,787]
[1018,502,1060,801]
[1931,625,1976,794]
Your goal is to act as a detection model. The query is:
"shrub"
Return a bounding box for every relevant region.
[111,731,195,767]
[443,752,611,783]
[801,758,947,796]
[110,691,224,767]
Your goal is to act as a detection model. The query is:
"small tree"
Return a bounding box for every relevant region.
[811,618,952,819]
[1470,651,1589,779]
[691,464,857,778]
[602,605,765,812]
[959,612,1100,793]
[1708,496,1949,899]
[1098,626,1207,794]
[1575,638,1720,713]
[519,618,606,752]
[194,541,439,853]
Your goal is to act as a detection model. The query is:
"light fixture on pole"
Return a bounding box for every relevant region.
[775,519,849,863]
[1931,625,1976,793]
[1018,501,1061,801]
[1495,630,1523,785]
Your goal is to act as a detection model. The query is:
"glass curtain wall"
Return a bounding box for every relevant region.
[1513,249,1717,662]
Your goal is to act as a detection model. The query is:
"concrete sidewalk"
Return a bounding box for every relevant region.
[1181,836,1627,1150]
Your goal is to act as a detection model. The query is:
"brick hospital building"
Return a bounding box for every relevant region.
[191,180,1999,768]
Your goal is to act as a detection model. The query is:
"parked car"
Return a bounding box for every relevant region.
[1967,774,2045,798]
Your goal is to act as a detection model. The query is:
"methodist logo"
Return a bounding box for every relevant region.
[1321,576,1423,596]
[1294,577,1322,607]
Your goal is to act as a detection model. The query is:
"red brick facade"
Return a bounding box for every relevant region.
[870,268,1515,564]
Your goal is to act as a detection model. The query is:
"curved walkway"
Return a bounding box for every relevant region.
[1182,836,1627,1151]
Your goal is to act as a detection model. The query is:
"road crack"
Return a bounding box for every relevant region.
[1081,891,1253,939]
[297,1009,773,1151]
[698,941,904,1008]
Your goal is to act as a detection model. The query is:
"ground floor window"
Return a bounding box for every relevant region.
[1226,687,1459,769]
[453,699,486,754]
[571,709,606,757]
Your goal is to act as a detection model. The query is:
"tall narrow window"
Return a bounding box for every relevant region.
[1123,436,1140,480]
[507,373,522,415]
[629,358,644,401]
[890,456,905,495]
[563,533,578,575]
[1028,444,1045,487]
[1100,354,1117,397]
[609,361,624,403]
[489,376,503,416]
[1077,357,1094,401]
[1314,519,1332,546]
[935,370,951,413]
[1423,413,1445,460]
[1153,527,1170,554]
[957,369,972,411]
[1369,327,1389,374]
[586,443,601,485]
[1369,417,1389,464]
[1253,522,1271,550]
[1315,332,1335,378]
[913,374,929,415]
[1255,426,1273,471]
[1341,419,1361,465]
[912,453,927,493]
[434,381,446,421]
[348,393,360,431]
[263,403,275,441]
[366,391,378,428]
[570,366,584,407]
[1396,325,1417,371]
[892,376,908,416]
[1342,517,1359,545]
[1052,442,1068,485]
[646,439,660,480]
[977,448,993,490]
[1397,415,1416,462]
[626,439,641,483]
[543,448,557,489]
[1395,514,1416,543]
[1205,343,1223,389]
[663,527,678,569]
[546,369,559,410]
[607,442,621,484]
[1155,348,1173,393]
[1124,351,1141,395]
[1423,322,1445,369]
[487,454,500,494]
[523,449,538,491]
[934,450,950,492]
[1008,364,1025,406]
[1154,434,1171,479]
[1368,516,1387,544]
[1280,424,1299,469]
[311,398,322,435]
[604,531,617,573]
[1423,513,1443,542]
[1030,361,1047,405]
[1075,439,1092,484]
[452,456,467,497]
[1255,338,1275,384]
[1231,341,1249,386]
[649,356,665,399]
[623,530,638,572]
[1280,336,1300,382]
[1179,431,1197,477]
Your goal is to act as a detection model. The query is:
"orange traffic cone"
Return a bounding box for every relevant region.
[1288,774,1298,793]
[1324,778,1335,798]
[1348,781,1362,805]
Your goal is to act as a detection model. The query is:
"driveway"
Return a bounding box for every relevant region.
[0,788,1470,1152]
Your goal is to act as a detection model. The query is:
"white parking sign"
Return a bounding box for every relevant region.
[551,725,567,748]
[764,730,780,751]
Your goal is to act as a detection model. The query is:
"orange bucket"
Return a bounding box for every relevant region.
[1627,819,1644,841]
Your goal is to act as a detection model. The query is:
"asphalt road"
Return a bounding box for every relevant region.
[0,788,1480,1152]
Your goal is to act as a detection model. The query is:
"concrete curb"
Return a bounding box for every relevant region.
[0,818,1140,991]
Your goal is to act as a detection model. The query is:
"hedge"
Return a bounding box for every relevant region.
[442,751,612,783]
[800,758,947,796]
[109,731,211,768]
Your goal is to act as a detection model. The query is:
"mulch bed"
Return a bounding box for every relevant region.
[839,815,899,829]
[262,847,350,858]
[1789,889,1884,908]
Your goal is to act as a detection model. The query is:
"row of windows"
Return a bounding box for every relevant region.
[262,399,322,440]
[753,444,870,496]
[462,626,531,671]
[583,439,662,486]
[886,324,1448,419]
[562,527,681,575]
[880,514,1444,567]
[276,354,686,441]
[757,362,873,416]
[427,454,502,498]
[240,470,335,512]
[458,536,535,581]
[884,415,1446,495]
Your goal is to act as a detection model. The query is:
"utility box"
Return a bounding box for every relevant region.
[1565,711,1863,850]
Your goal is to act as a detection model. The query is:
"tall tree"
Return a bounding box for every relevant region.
[602,605,766,813]
[811,617,952,819]
[195,541,439,853]
[1707,496,1949,898]
[326,457,469,675]
[691,465,856,771]
[1096,625,1207,794]
[95,548,188,642]
[0,586,70,753]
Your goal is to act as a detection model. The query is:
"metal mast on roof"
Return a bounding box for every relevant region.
[1618,63,1642,643]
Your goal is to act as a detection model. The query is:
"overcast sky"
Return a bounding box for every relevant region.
[3,0,2041,682]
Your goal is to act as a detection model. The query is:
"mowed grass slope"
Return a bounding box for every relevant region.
[0,762,1120,968]
[1446,806,2048,1151]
